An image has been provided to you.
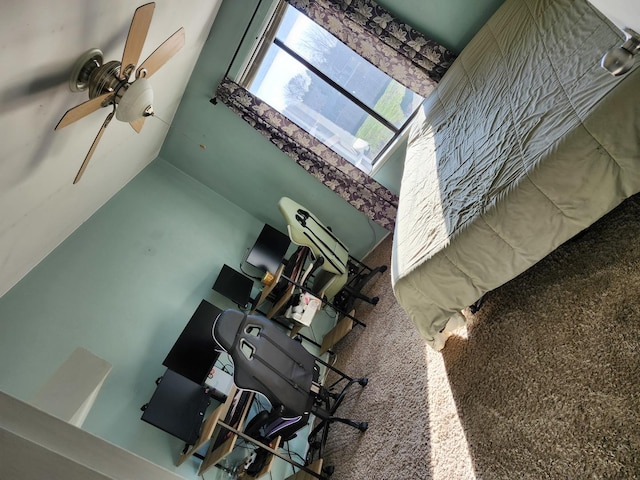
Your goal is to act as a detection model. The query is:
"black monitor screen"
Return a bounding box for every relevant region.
[141,369,211,444]
[246,224,291,274]
[212,264,254,307]
[162,300,222,385]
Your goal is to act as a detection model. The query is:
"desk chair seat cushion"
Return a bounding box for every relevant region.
[213,310,316,417]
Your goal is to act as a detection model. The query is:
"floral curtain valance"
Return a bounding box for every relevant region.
[216,78,398,231]
[285,0,457,98]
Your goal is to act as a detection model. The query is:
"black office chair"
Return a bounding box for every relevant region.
[212,309,368,476]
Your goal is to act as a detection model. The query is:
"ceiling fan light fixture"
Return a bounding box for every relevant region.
[116,78,154,122]
[55,3,185,183]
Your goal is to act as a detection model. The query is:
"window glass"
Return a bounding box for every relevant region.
[245,4,424,173]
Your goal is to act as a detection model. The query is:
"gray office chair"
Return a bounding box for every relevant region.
[212,309,368,475]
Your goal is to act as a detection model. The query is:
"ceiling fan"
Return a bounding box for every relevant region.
[55,2,185,184]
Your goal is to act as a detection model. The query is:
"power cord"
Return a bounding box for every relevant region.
[283,438,307,477]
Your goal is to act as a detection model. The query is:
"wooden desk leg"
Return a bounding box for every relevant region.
[176,386,237,466]
[285,459,324,480]
[197,391,254,476]
[237,436,282,479]
[209,422,327,479]
[267,286,295,318]
[290,323,303,337]
[320,312,354,355]
[251,265,285,314]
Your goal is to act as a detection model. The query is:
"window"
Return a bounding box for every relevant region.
[238,2,424,174]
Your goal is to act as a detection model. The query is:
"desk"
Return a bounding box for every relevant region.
[163,300,222,385]
[142,301,223,443]
[140,302,295,473]
[141,369,211,445]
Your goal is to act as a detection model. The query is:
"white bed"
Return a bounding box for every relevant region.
[391,0,640,350]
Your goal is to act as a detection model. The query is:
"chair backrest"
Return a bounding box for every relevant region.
[278,197,350,301]
[213,309,316,417]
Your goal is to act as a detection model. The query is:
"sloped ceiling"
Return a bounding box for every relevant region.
[0,0,222,296]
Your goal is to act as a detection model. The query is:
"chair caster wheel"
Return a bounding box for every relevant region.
[380,265,388,273]
[358,422,368,432]
[371,296,379,305]
[358,377,368,387]
[309,440,322,450]
[323,466,335,476]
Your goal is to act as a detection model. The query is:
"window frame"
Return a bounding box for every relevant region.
[235,0,423,175]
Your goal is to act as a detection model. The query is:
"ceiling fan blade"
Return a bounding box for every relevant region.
[73,111,114,184]
[130,117,145,133]
[120,2,156,80]
[136,27,185,79]
[55,92,112,130]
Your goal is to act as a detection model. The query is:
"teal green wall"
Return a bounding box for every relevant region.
[159,0,504,257]
[378,0,504,54]
[0,159,267,477]
[0,0,504,478]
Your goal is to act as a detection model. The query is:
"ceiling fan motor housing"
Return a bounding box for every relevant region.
[88,61,123,99]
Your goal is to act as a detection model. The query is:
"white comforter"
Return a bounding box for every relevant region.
[392,0,640,350]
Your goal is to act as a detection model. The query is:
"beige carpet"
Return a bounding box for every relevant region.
[321,194,640,479]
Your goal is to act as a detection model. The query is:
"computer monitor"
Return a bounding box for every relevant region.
[212,264,254,308]
[245,224,291,274]
[141,369,211,444]
[162,300,222,385]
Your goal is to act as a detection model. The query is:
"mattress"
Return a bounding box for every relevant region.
[391,0,640,350]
